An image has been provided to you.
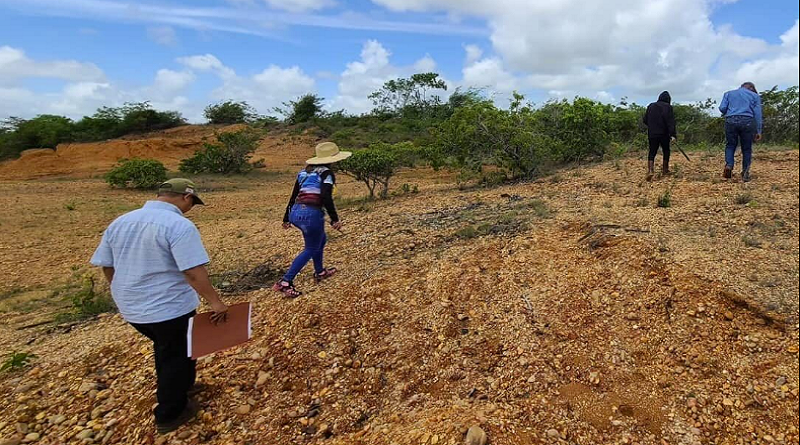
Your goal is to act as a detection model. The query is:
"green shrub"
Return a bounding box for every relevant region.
[54,274,115,322]
[0,115,74,159]
[734,193,753,205]
[339,147,398,199]
[657,189,672,208]
[179,129,262,174]
[106,158,168,189]
[280,94,324,124]
[204,100,258,124]
[1,352,36,372]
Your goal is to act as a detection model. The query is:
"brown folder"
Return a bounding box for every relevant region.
[187,302,252,359]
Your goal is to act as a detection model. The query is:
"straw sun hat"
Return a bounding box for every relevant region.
[306,142,352,165]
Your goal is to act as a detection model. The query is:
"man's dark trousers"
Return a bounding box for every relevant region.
[130,310,196,424]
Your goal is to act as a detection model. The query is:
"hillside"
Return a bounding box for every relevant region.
[0,125,316,180]
[0,132,797,445]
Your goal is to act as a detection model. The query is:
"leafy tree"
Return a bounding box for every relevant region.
[673,98,723,145]
[179,129,262,174]
[73,102,184,141]
[434,92,557,178]
[280,94,324,124]
[760,85,799,143]
[0,115,74,159]
[369,73,448,114]
[118,102,185,134]
[339,142,421,198]
[105,158,168,189]
[204,100,258,125]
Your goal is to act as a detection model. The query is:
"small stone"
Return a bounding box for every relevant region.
[79,382,98,394]
[465,425,487,445]
[49,415,67,425]
[546,429,560,438]
[22,433,39,443]
[723,311,734,321]
[177,431,191,440]
[235,405,251,415]
[722,398,734,407]
[256,371,269,387]
[250,352,262,360]
[1,439,22,445]
[76,430,93,440]
[154,437,167,445]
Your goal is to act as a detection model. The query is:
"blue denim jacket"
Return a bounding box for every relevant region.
[719,87,763,134]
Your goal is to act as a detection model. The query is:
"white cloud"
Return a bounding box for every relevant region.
[176,54,317,115]
[0,48,200,121]
[413,55,437,72]
[177,54,237,80]
[462,57,518,94]
[262,0,336,12]
[0,46,105,85]
[147,26,179,46]
[153,69,196,93]
[371,0,800,103]
[464,44,482,65]
[329,40,396,113]
[733,20,799,89]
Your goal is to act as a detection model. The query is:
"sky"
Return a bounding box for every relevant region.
[1,0,798,122]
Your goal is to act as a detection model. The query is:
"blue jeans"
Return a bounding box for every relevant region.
[283,204,326,282]
[724,115,756,174]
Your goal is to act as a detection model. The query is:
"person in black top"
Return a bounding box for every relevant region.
[273,142,351,298]
[643,91,677,180]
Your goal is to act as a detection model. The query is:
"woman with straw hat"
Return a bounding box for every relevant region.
[273,142,352,298]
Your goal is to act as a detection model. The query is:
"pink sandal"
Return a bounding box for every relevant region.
[272,280,302,298]
[314,268,337,283]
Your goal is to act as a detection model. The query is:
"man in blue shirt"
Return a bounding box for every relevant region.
[91,178,228,434]
[719,82,763,182]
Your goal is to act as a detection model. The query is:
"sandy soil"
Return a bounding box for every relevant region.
[0,138,797,445]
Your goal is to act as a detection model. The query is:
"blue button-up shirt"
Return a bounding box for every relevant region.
[719,87,763,134]
[90,201,209,324]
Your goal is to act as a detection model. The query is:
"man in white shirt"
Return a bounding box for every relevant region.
[91,178,228,434]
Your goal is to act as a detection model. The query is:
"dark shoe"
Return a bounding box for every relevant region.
[742,170,751,183]
[187,383,207,398]
[314,267,337,283]
[272,280,302,298]
[723,165,732,179]
[156,398,198,435]
[646,161,655,181]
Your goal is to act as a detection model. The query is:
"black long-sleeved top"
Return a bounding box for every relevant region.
[643,91,677,138]
[283,169,339,224]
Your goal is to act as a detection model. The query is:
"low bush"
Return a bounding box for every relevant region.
[1,352,36,372]
[339,142,424,199]
[179,129,262,174]
[105,158,168,189]
[54,274,115,322]
[204,100,258,125]
[657,189,672,208]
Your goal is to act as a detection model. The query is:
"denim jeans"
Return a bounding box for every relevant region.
[724,115,756,174]
[284,204,326,282]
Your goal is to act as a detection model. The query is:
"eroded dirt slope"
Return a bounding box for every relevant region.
[0,147,798,445]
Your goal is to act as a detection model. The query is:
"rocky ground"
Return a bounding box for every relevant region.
[0,143,798,445]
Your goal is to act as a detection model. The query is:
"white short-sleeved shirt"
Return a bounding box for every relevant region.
[90,201,209,324]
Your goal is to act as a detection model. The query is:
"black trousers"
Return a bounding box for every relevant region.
[130,310,196,424]
[648,136,671,163]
